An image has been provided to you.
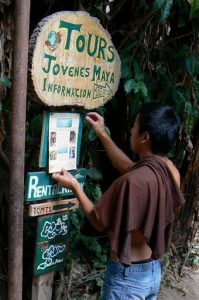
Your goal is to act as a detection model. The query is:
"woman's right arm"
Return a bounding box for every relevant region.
[86,112,134,174]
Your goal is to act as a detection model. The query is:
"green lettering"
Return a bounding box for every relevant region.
[110,73,114,83]
[68,67,74,77]
[53,84,58,93]
[66,87,71,96]
[101,71,106,81]
[106,71,110,81]
[52,64,60,75]
[57,85,61,93]
[42,53,56,73]
[71,89,75,97]
[74,67,79,77]
[85,68,90,77]
[61,65,68,75]
[48,83,53,92]
[87,90,91,98]
[92,65,101,81]
[80,67,84,77]
[87,34,99,57]
[43,78,47,91]
[61,86,65,95]
[107,45,114,62]
[59,20,82,50]
[76,35,85,52]
[97,37,107,60]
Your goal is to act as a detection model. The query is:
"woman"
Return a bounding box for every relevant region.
[52,103,185,299]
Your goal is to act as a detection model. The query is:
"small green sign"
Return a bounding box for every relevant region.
[25,168,86,202]
[34,212,69,276]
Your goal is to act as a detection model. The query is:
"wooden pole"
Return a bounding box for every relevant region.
[32,272,54,300]
[8,0,30,300]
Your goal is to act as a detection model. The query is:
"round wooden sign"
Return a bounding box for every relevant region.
[29,11,121,109]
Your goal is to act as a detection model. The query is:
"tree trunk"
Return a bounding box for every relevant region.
[175,130,199,269]
[0,1,13,299]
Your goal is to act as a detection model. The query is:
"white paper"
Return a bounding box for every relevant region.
[48,112,80,173]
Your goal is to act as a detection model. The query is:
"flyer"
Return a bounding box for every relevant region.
[48,112,80,173]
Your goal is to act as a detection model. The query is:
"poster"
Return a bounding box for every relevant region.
[49,112,80,173]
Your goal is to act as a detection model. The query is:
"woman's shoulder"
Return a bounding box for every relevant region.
[163,158,181,187]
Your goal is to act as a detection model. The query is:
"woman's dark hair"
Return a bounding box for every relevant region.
[138,103,181,155]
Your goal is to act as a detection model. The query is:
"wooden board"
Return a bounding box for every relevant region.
[25,168,86,202]
[29,198,79,216]
[29,11,121,109]
[32,272,54,300]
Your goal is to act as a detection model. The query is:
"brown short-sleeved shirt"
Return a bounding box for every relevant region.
[95,156,185,265]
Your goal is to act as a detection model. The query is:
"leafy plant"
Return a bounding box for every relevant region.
[0,77,11,89]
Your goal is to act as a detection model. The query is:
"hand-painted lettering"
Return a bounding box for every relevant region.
[58,20,115,62]
[42,53,56,73]
[28,175,39,199]
[59,20,82,50]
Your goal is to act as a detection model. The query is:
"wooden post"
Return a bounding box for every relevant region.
[8,0,30,299]
[32,272,54,300]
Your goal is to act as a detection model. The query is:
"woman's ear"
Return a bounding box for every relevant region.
[141,131,150,144]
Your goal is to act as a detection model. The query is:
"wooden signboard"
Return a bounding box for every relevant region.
[34,212,69,276]
[29,11,121,109]
[25,168,86,202]
[29,198,79,217]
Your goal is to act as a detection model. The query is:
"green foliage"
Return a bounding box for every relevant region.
[193,255,199,265]
[0,77,11,88]
[153,0,173,21]
[87,168,103,181]
[190,0,199,19]
[118,0,199,165]
[66,174,108,295]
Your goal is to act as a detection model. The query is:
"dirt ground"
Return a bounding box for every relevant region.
[158,268,199,300]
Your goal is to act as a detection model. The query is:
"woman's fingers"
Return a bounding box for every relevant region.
[86,112,103,123]
[86,112,101,119]
[52,172,61,182]
[52,169,77,190]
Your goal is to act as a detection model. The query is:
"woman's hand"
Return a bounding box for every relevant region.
[85,112,106,137]
[52,168,78,190]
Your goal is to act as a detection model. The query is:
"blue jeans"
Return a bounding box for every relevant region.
[102,259,161,300]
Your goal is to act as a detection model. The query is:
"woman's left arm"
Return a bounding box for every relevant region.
[52,169,105,232]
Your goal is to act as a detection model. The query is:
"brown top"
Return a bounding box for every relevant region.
[95,155,185,265]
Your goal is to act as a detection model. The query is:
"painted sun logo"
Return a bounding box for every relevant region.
[45,31,62,51]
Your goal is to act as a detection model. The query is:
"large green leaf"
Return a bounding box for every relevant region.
[124,79,136,94]
[141,82,148,97]
[0,77,11,88]
[153,0,173,21]
[121,61,132,79]
[133,60,143,81]
[190,0,199,19]
[86,168,103,181]
[185,56,197,75]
